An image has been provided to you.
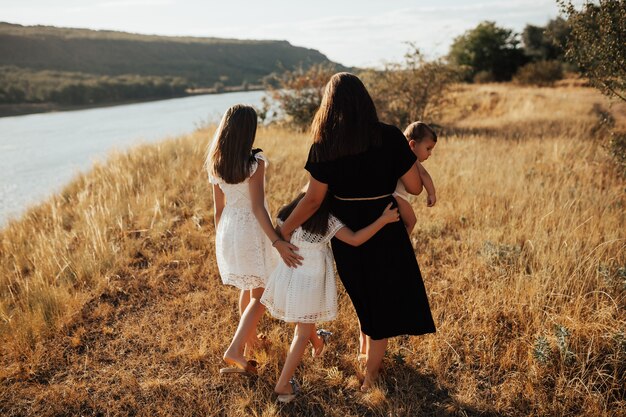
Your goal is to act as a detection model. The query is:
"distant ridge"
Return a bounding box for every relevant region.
[0,22,340,86]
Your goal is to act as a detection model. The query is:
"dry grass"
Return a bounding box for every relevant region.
[1,84,624,416]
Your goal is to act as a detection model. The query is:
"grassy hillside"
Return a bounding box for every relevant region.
[0,84,624,416]
[0,22,341,109]
[0,22,336,85]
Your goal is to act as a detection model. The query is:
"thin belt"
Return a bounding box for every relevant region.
[334,193,392,201]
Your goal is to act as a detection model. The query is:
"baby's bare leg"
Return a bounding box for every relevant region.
[396,197,416,234]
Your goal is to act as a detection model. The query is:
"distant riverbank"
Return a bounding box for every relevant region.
[0,89,267,226]
[0,85,266,118]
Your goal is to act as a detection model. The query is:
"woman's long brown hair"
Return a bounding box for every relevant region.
[309,72,381,162]
[207,105,258,184]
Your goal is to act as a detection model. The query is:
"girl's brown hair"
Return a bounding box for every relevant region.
[309,72,381,162]
[404,121,437,143]
[277,192,332,236]
[207,105,258,184]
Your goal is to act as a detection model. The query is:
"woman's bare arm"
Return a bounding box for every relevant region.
[279,175,328,239]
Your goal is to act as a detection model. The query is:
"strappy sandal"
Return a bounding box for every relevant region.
[219,359,258,376]
[356,353,367,366]
[277,377,300,403]
[312,329,333,358]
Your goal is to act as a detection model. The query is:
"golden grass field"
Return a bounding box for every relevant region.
[1,84,624,416]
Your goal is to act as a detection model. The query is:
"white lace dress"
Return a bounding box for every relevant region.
[261,215,345,323]
[209,152,278,290]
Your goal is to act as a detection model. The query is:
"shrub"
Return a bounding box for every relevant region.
[264,63,337,131]
[473,70,496,84]
[607,131,626,176]
[361,45,461,128]
[558,0,626,102]
[513,61,564,86]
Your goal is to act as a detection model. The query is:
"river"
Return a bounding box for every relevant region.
[0,90,267,227]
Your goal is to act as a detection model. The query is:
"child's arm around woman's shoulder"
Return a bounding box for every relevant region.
[334,203,400,247]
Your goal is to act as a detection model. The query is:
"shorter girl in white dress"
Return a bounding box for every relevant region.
[207,104,298,375]
[261,192,400,402]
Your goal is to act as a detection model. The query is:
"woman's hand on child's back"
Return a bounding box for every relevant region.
[380,203,400,224]
[274,240,303,268]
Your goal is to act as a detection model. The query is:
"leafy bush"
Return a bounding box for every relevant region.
[558,0,626,102]
[264,63,337,131]
[608,131,626,176]
[361,45,461,128]
[513,61,564,86]
[473,70,496,84]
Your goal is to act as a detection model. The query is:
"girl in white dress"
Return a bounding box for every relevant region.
[261,192,400,402]
[206,104,299,375]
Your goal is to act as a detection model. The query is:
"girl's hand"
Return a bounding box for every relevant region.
[427,194,437,207]
[380,203,400,224]
[274,240,303,268]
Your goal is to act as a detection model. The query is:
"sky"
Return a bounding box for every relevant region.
[2,0,564,68]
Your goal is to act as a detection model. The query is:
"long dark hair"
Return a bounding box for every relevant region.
[309,72,381,162]
[277,192,332,235]
[206,104,258,184]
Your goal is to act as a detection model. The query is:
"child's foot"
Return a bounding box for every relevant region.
[221,351,257,375]
[360,372,378,392]
[312,329,332,358]
[275,378,300,403]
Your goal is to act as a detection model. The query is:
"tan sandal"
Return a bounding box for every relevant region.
[219,359,258,376]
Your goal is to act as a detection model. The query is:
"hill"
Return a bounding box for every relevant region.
[0,84,624,416]
[0,22,342,111]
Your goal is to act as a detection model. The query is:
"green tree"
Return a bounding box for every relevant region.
[558,0,626,102]
[448,21,527,82]
[522,17,570,61]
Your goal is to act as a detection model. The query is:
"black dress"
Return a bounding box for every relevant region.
[305,123,436,340]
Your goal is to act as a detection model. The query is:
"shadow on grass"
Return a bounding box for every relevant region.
[262,354,504,417]
[437,119,603,140]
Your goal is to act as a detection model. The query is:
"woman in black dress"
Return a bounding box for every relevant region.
[278,72,436,391]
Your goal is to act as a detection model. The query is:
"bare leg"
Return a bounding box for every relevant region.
[395,196,416,235]
[357,319,367,364]
[308,325,325,356]
[223,287,266,368]
[239,290,260,356]
[275,323,315,394]
[239,289,251,316]
[362,337,387,392]
[359,330,367,356]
